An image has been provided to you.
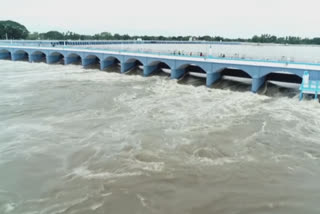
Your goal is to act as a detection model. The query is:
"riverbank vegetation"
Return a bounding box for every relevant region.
[0,20,29,40]
[1,20,320,45]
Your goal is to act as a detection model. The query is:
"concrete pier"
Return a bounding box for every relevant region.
[143,65,158,76]
[206,72,222,87]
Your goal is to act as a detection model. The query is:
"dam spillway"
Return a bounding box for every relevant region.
[1,44,320,94]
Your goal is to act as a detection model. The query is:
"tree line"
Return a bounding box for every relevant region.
[0,20,29,40]
[1,20,320,45]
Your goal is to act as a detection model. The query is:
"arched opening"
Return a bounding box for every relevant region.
[30,51,46,63]
[263,71,303,97]
[122,58,143,74]
[13,50,29,61]
[101,56,121,72]
[213,68,253,91]
[48,52,64,64]
[265,72,302,85]
[83,55,100,69]
[176,64,207,86]
[221,68,252,81]
[66,53,82,65]
[186,65,206,78]
[147,61,171,76]
[0,49,11,60]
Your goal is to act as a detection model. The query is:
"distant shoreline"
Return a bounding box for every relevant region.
[1,40,320,48]
[1,20,320,46]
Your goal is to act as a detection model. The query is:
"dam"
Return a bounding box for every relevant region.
[1,43,320,94]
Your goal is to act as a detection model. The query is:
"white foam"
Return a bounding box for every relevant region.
[69,166,142,180]
[304,152,318,160]
[135,161,165,172]
[91,202,103,210]
[101,192,112,197]
[3,203,15,213]
[137,194,147,207]
[40,196,89,214]
[190,155,255,166]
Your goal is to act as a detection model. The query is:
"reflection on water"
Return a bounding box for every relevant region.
[0,61,320,214]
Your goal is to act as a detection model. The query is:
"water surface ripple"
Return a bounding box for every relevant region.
[0,61,320,214]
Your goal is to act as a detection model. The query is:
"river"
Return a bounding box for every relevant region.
[0,60,320,214]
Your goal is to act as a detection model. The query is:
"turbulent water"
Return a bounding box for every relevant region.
[0,60,320,214]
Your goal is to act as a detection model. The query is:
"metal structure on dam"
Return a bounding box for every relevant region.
[1,44,320,93]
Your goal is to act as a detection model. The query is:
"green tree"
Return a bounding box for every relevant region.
[199,35,212,41]
[42,31,64,40]
[113,33,121,40]
[0,20,29,39]
[311,37,320,45]
[28,32,40,40]
[100,32,113,40]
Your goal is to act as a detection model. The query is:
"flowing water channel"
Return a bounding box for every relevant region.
[0,60,320,214]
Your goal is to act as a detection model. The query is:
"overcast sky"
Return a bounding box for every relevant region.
[1,0,319,38]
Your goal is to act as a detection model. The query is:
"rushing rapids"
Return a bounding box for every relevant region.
[0,60,320,214]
